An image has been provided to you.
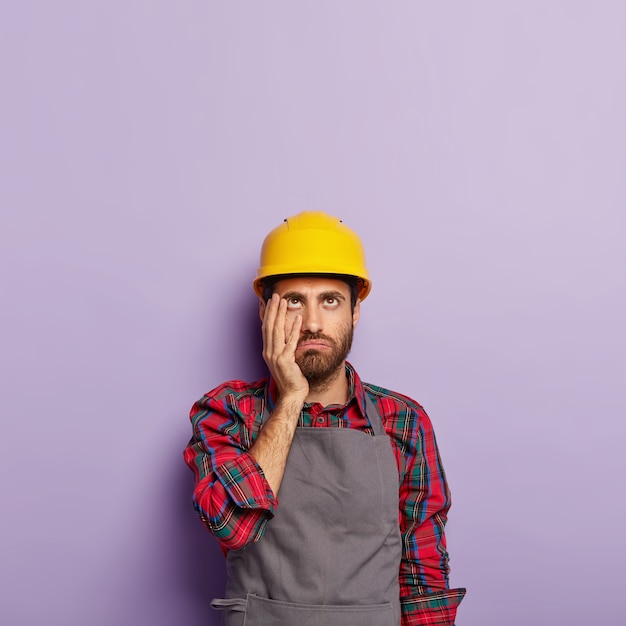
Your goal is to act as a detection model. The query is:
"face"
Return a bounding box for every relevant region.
[261,276,360,387]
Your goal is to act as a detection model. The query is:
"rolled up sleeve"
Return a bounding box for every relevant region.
[401,588,466,626]
[184,388,278,552]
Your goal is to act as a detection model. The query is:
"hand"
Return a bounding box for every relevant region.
[251,294,308,495]
[261,293,309,403]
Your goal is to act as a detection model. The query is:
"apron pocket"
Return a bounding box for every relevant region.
[243,593,395,626]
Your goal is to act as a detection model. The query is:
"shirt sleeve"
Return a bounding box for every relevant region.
[400,588,466,626]
[398,405,466,625]
[183,391,277,552]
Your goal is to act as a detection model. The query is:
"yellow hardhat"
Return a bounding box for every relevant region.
[254,211,372,300]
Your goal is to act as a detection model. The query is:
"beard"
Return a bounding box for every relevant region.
[296,323,354,389]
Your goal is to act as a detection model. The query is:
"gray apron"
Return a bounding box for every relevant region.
[211,396,402,625]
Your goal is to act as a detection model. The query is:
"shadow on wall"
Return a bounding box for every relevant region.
[172,459,228,625]
[173,290,267,623]
[175,298,266,623]
[93,300,268,626]
[158,280,269,625]
[205,276,267,384]
[86,440,229,626]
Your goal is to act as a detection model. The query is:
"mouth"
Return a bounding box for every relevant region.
[297,340,331,351]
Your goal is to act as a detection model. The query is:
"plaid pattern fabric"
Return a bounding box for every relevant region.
[184,362,465,625]
[401,588,467,625]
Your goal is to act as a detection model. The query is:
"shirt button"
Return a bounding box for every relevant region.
[317,416,325,424]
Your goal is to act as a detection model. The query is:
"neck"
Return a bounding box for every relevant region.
[305,364,349,407]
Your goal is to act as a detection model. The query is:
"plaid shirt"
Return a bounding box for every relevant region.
[184,362,465,625]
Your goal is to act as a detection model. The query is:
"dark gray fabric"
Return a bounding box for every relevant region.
[212,397,402,626]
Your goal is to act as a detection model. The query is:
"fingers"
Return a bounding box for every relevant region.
[262,294,280,358]
[262,294,295,360]
[272,298,287,352]
[262,295,301,362]
[285,313,302,352]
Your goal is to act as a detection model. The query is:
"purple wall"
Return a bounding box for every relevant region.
[2,3,625,625]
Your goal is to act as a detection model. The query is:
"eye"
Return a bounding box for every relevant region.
[324,296,340,308]
[285,297,302,310]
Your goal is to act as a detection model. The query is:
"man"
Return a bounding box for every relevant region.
[184,211,465,625]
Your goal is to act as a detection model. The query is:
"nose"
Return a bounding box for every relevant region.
[300,305,323,334]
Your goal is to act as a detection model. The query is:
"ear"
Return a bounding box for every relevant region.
[352,299,361,328]
[259,298,266,322]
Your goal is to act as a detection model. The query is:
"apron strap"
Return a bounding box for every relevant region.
[364,394,386,436]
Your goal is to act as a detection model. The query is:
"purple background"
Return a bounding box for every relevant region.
[2,3,625,625]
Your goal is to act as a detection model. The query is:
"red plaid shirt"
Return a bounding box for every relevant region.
[184,363,465,625]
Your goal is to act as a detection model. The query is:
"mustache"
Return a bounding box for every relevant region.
[297,332,335,347]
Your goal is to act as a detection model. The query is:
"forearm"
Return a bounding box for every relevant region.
[248,394,304,496]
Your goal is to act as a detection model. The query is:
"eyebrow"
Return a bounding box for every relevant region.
[319,291,346,302]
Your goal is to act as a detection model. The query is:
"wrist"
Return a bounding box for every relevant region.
[274,393,306,418]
